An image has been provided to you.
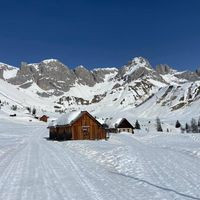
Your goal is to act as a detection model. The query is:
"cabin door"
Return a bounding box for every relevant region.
[82,126,90,140]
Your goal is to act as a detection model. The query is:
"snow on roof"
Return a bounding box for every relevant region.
[96,118,105,125]
[106,118,123,128]
[48,111,82,127]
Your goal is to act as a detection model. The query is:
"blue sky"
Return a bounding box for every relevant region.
[0,0,200,70]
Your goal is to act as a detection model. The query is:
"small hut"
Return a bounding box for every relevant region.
[40,115,49,122]
[48,111,106,140]
[106,118,134,133]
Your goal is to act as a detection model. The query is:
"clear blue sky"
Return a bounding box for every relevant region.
[0,0,200,70]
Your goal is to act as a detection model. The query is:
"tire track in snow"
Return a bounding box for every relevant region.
[43,140,104,200]
[124,135,200,199]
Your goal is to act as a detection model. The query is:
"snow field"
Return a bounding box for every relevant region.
[1,116,200,199]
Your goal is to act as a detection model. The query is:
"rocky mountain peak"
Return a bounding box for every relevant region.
[128,57,152,69]
[115,57,156,82]
[156,64,175,75]
[74,65,96,86]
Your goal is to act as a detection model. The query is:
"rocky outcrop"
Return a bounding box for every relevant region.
[196,68,200,76]
[0,68,3,79]
[8,59,76,93]
[156,64,174,75]
[115,57,166,84]
[74,65,96,86]
[92,68,118,82]
[174,71,200,82]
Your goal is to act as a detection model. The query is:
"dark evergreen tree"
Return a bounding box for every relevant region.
[26,107,31,114]
[135,120,141,129]
[185,123,191,133]
[198,116,200,127]
[191,118,198,133]
[175,120,181,128]
[156,117,163,132]
[32,108,36,115]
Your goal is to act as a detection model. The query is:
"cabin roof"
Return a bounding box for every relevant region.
[48,111,103,128]
[48,111,81,127]
[40,115,49,118]
[106,118,134,129]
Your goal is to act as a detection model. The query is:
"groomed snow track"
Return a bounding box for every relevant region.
[0,120,200,200]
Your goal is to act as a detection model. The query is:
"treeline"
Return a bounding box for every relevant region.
[134,117,200,133]
[176,117,200,133]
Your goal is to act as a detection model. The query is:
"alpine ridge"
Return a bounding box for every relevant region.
[0,56,200,121]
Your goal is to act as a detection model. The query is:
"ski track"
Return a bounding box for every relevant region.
[1,123,200,199]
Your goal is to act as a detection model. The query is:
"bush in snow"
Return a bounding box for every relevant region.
[135,120,141,129]
[11,105,17,111]
[156,117,163,132]
[175,120,181,128]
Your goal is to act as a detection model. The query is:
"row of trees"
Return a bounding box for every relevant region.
[135,117,200,133]
[135,118,163,132]
[26,107,37,115]
[176,118,200,133]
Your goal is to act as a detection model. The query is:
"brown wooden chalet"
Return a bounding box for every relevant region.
[48,111,106,140]
[40,115,49,122]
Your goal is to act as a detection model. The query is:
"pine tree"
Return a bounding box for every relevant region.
[175,120,181,128]
[198,116,200,127]
[32,108,36,116]
[26,107,31,114]
[185,123,189,132]
[156,117,163,132]
[135,120,141,129]
[191,118,198,133]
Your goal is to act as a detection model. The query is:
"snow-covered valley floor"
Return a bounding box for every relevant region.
[1,119,200,200]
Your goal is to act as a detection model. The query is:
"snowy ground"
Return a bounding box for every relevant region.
[1,119,200,200]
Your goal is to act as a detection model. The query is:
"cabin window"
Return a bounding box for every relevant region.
[82,126,90,134]
[123,129,125,132]
[127,129,129,132]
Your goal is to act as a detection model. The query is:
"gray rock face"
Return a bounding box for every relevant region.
[8,59,76,93]
[174,71,200,82]
[116,57,166,83]
[92,68,118,82]
[0,68,3,79]
[156,64,173,75]
[8,60,118,95]
[73,66,118,86]
[74,66,96,86]
[196,68,200,76]
[117,57,152,78]
[2,56,200,106]
[9,62,36,85]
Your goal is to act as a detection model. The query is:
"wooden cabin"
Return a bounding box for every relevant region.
[115,118,134,133]
[106,118,134,133]
[48,111,106,140]
[40,115,49,122]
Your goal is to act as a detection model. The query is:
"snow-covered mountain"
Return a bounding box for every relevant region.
[0,56,200,121]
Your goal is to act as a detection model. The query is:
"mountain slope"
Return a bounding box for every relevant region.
[0,57,200,121]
